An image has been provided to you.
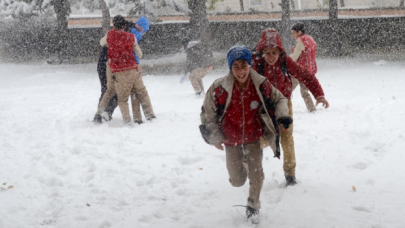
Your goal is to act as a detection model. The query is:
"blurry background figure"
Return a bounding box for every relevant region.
[180,27,213,97]
[290,22,318,112]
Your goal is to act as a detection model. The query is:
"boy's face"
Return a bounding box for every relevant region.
[231,59,250,85]
[291,30,302,40]
[263,47,281,66]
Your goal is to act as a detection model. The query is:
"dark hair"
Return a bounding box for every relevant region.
[113,15,126,29]
[291,23,305,34]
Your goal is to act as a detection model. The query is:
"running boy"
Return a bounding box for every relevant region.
[290,22,318,112]
[252,28,330,186]
[200,45,291,224]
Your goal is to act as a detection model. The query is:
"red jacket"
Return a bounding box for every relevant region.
[106,30,138,73]
[297,34,317,75]
[216,77,265,146]
[253,28,324,100]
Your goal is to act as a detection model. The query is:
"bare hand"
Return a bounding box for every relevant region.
[316,98,330,109]
[214,143,224,151]
[278,125,289,132]
[214,139,230,151]
[135,24,142,32]
[138,65,142,72]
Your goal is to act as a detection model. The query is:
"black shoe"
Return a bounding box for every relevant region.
[134,120,143,125]
[92,114,103,124]
[286,176,297,187]
[147,116,156,121]
[246,206,260,224]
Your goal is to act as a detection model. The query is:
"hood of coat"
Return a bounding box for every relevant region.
[256,28,286,54]
[131,16,149,43]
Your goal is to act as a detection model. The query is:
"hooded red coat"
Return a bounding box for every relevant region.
[252,28,324,100]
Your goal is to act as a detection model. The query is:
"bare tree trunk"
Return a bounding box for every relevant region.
[290,0,296,10]
[280,0,291,53]
[240,0,244,11]
[340,0,345,7]
[99,0,110,35]
[329,0,341,56]
[187,0,212,72]
[48,0,71,64]
[400,0,404,8]
[188,0,209,42]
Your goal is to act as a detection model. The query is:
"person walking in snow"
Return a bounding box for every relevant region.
[93,16,156,124]
[199,45,291,224]
[180,28,213,97]
[252,28,330,186]
[93,15,153,125]
[290,22,318,112]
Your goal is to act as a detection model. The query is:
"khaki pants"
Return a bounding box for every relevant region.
[130,73,156,122]
[97,64,153,124]
[292,78,316,112]
[280,100,296,177]
[189,66,213,93]
[225,140,264,210]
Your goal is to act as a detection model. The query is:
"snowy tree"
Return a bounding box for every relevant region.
[0,0,44,17]
[329,0,341,56]
[239,0,244,11]
[280,0,291,53]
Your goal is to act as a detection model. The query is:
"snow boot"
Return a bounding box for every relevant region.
[286,176,297,187]
[134,120,143,125]
[246,206,260,224]
[92,114,103,124]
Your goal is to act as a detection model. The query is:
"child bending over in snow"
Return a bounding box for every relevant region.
[199,45,291,224]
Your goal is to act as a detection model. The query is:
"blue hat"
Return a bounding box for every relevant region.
[131,17,150,43]
[227,45,252,70]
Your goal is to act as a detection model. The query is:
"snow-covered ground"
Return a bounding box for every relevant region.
[0,58,404,228]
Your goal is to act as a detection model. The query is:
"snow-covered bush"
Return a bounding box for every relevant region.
[0,13,58,62]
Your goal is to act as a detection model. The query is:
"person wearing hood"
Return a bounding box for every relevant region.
[93,16,156,124]
[252,28,329,186]
[199,45,291,224]
[290,22,318,112]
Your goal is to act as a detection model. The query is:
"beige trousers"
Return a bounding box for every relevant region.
[225,140,264,210]
[280,100,296,177]
[97,64,153,123]
[189,66,213,93]
[130,73,155,122]
[292,78,316,112]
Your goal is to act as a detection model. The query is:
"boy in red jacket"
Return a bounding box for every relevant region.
[252,28,329,186]
[200,45,291,224]
[93,15,153,125]
[290,23,318,112]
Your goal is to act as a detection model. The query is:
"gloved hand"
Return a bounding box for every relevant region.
[277,117,293,129]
